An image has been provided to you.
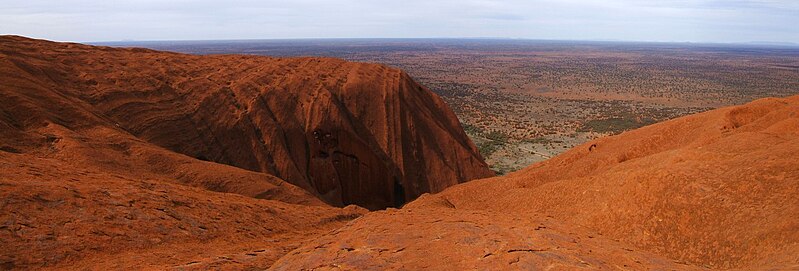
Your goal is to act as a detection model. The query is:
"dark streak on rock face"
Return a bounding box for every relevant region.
[0,35,494,210]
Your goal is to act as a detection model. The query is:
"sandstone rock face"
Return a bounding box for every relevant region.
[0,36,373,270]
[272,95,799,270]
[0,36,493,210]
[5,36,797,270]
[0,151,366,270]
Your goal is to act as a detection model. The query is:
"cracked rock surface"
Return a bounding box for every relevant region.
[271,207,699,270]
[271,95,799,270]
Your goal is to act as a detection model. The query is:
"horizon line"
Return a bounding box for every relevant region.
[85,37,799,48]
[4,34,797,48]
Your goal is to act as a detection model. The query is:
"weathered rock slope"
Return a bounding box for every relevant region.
[1,150,365,270]
[0,36,488,269]
[4,36,797,270]
[0,35,493,210]
[273,95,799,270]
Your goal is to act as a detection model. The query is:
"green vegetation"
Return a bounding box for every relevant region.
[578,117,656,134]
[461,123,509,158]
[484,130,509,142]
[476,130,509,157]
[461,123,482,135]
[522,137,552,144]
[476,140,504,157]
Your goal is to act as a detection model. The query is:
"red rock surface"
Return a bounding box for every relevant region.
[272,95,799,270]
[0,35,493,210]
[0,151,365,270]
[0,36,487,269]
[3,36,798,270]
[271,206,702,270]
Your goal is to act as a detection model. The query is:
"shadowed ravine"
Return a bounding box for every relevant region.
[0,35,493,211]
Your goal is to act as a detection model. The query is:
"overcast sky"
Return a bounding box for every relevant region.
[1,0,797,43]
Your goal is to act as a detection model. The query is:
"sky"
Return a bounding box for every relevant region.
[1,0,797,43]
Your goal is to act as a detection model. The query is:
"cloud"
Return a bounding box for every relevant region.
[0,0,796,43]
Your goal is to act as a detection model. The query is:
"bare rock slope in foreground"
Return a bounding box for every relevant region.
[0,35,493,211]
[273,95,799,270]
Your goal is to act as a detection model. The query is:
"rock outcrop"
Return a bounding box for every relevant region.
[4,36,797,270]
[0,35,488,269]
[1,36,365,269]
[0,35,493,210]
[273,95,799,270]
